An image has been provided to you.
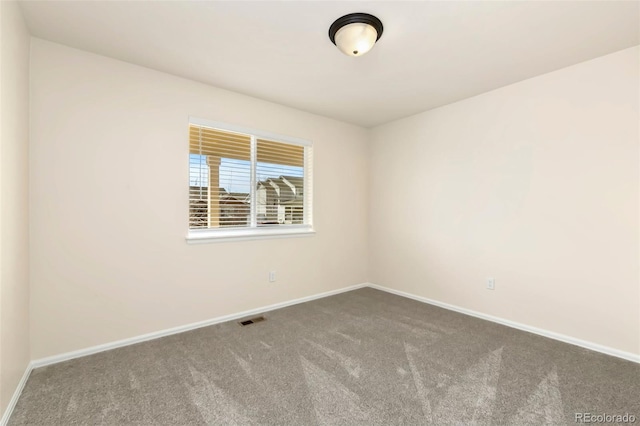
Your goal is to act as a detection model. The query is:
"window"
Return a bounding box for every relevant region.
[187,118,313,242]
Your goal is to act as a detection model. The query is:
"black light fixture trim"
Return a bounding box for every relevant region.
[328,13,384,45]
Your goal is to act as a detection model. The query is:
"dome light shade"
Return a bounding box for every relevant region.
[334,23,378,56]
[329,13,383,57]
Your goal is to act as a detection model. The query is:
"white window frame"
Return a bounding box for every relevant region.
[186,117,314,243]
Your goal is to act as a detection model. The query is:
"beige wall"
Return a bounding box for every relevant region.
[25,35,640,360]
[0,0,31,416]
[369,47,639,355]
[29,39,369,359]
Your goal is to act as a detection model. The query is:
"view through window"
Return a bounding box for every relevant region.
[189,123,310,233]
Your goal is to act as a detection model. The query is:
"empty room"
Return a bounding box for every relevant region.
[1,1,639,425]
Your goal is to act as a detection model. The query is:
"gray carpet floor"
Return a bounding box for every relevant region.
[9,288,640,425]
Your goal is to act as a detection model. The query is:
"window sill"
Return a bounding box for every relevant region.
[186,226,315,244]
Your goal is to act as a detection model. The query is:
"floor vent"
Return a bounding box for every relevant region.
[239,316,266,326]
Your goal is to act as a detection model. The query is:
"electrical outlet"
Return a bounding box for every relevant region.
[269,271,276,282]
[486,277,495,290]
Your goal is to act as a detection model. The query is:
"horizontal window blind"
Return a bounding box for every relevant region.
[256,139,304,167]
[188,122,312,233]
[188,125,251,160]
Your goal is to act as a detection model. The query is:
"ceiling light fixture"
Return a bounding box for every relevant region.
[328,13,383,57]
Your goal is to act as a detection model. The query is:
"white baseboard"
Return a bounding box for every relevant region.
[0,362,33,426]
[31,283,367,369]
[28,280,640,370]
[7,280,637,425]
[367,283,640,364]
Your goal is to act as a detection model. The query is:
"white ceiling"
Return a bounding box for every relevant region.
[19,1,640,128]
